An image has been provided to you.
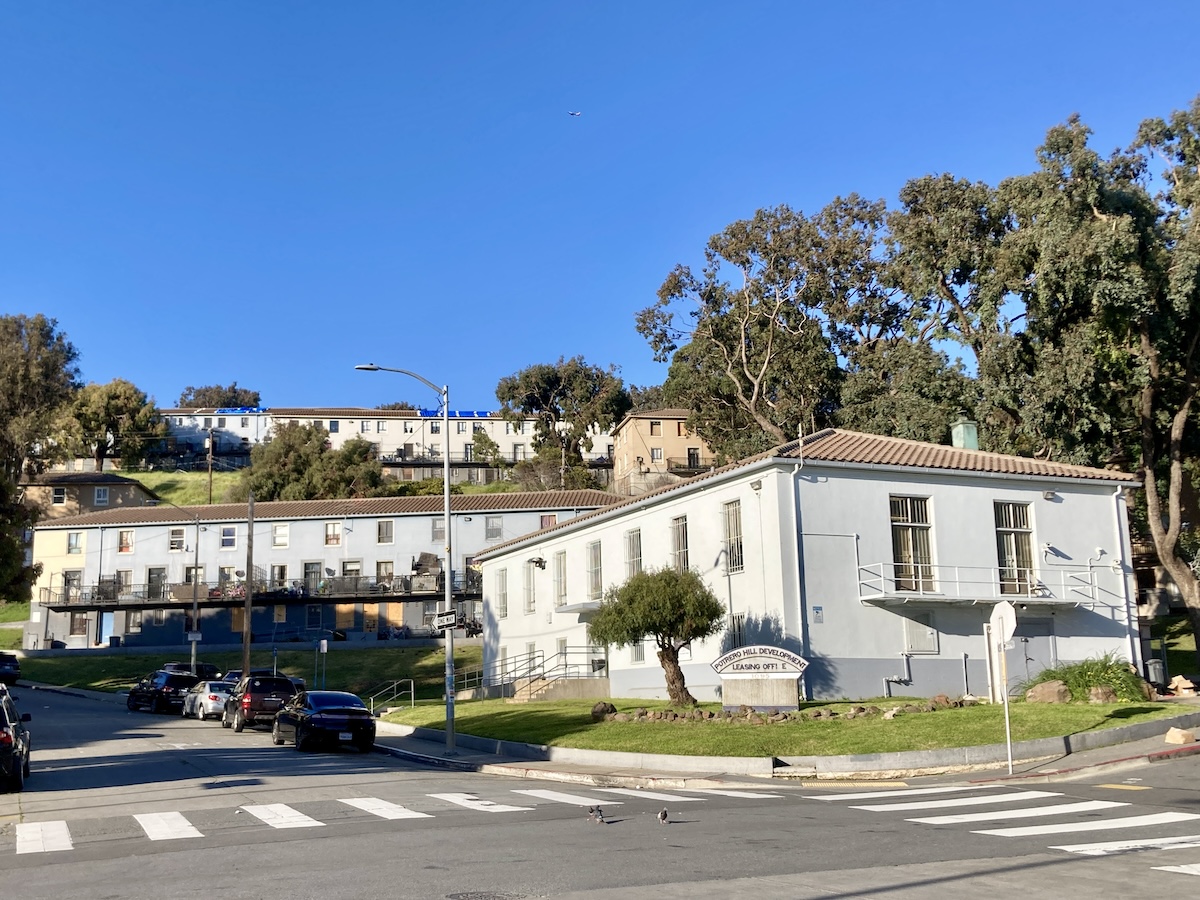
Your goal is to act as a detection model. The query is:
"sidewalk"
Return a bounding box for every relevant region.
[22,680,1200,788]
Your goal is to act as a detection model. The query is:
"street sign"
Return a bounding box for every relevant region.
[990,600,1018,644]
[434,611,458,630]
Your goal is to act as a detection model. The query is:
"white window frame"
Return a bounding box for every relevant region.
[432,518,445,542]
[485,516,503,540]
[587,540,603,600]
[496,568,508,618]
[52,487,66,505]
[220,525,237,550]
[631,640,645,664]
[624,528,642,578]
[325,522,342,546]
[272,523,288,548]
[67,532,82,554]
[670,516,689,572]
[723,500,744,574]
[377,520,394,544]
[995,501,1035,595]
[890,496,934,592]
[523,562,536,614]
[553,551,567,608]
[169,528,185,552]
[118,530,134,554]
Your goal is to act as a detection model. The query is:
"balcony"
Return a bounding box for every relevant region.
[666,456,717,474]
[39,570,484,611]
[857,562,1100,608]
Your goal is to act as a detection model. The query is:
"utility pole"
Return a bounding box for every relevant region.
[241,492,254,677]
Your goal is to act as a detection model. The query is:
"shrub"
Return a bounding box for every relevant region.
[1022,652,1144,702]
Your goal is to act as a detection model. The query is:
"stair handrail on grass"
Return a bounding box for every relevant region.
[366,679,415,715]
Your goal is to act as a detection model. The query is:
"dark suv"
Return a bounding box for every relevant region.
[127,671,201,714]
[1,687,32,792]
[0,652,19,686]
[222,675,297,732]
[163,661,221,680]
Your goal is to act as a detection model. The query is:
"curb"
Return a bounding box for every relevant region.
[964,738,1200,785]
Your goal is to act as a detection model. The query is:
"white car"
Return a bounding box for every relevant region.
[182,681,231,721]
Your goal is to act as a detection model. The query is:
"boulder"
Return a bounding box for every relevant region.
[1088,685,1118,704]
[883,707,902,720]
[611,712,631,722]
[931,694,952,709]
[591,701,617,722]
[1165,726,1197,745]
[1025,680,1071,703]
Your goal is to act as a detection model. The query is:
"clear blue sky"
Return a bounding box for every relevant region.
[3,3,1198,411]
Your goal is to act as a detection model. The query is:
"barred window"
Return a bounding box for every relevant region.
[670,516,689,572]
[624,529,642,578]
[995,501,1034,595]
[890,496,933,591]
[587,541,603,600]
[523,562,536,614]
[496,568,508,619]
[723,501,744,573]
[553,551,567,608]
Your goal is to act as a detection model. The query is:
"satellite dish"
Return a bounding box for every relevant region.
[325,568,336,577]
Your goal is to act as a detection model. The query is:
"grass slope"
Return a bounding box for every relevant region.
[125,471,243,506]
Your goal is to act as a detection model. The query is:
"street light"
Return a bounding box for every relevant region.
[356,362,456,755]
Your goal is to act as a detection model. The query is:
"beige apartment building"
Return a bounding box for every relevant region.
[611,408,715,495]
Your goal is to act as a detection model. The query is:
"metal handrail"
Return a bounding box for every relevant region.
[857,561,1099,603]
[367,679,415,715]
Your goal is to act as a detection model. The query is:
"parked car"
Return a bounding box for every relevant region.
[222,674,297,732]
[272,690,376,753]
[182,681,231,721]
[222,668,306,690]
[0,686,32,791]
[0,652,19,686]
[163,661,221,680]
[127,671,201,713]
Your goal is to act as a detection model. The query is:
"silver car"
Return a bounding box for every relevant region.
[182,681,231,721]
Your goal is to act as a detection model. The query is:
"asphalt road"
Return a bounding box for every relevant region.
[7,686,1200,898]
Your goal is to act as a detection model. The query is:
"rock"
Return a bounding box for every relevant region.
[1025,680,1071,703]
[747,714,764,725]
[961,697,978,707]
[611,712,631,722]
[769,713,788,723]
[902,705,921,714]
[931,694,952,709]
[883,707,902,720]
[1088,684,1118,704]
[591,701,617,722]
[864,706,881,716]
[1165,726,1197,745]
[1137,680,1155,701]
[635,707,648,719]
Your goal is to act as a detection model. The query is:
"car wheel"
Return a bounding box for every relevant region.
[127,694,138,711]
[151,696,164,715]
[233,710,245,733]
[8,757,25,792]
[221,708,231,728]
[272,721,284,746]
[294,726,307,751]
[22,752,30,779]
[181,703,190,718]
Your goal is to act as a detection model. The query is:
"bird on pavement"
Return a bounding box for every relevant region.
[657,807,669,825]
[588,806,606,824]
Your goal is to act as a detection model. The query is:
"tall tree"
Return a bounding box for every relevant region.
[57,379,167,471]
[177,382,261,408]
[588,568,726,706]
[375,401,417,411]
[0,314,81,481]
[496,356,632,457]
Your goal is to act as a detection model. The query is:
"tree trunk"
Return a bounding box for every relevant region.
[658,646,696,707]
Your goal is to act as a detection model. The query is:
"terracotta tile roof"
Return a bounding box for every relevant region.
[477,428,1137,558]
[161,406,513,419]
[36,490,621,528]
[21,472,154,487]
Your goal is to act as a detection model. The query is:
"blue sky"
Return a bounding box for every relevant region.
[3,3,1198,412]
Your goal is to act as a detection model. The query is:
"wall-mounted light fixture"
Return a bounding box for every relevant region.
[462,516,472,522]
[528,557,547,570]
[1042,490,1057,500]
[750,479,763,492]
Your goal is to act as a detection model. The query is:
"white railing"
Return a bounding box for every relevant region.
[857,562,1098,604]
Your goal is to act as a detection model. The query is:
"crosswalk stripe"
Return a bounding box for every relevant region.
[512,789,624,806]
[1152,864,1200,876]
[339,798,433,820]
[803,785,1006,801]
[851,790,1062,812]
[134,811,204,840]
[241,804,324,829]
[975,811,1200,837]
[909,800,1130,825]
[1051,834,1200,856]
[595,788,704,802]
[428,793,532,813]
[683,789,784,799]
[15,821,73,854]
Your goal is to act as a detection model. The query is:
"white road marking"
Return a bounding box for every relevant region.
[909,800,1130,825]
[241,804,324,829]
[804,785,1007,801]
[1051,834,1200,856]
[976,811,1200,837]
[339,798,433,820]
[851,790,1061,812]
[1153,864,1200,876]
[512,789,624,806]
[683,789,785,799]
[595,788,704,802]
[15,821,73,854]
[134,811,204,840]
[428,793,532,813]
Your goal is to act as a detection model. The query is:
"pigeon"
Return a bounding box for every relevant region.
[657,807,669,825]
[568,111,582,117]
[588,805,606,824]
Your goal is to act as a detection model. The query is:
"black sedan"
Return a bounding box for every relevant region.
[271,691,376,752]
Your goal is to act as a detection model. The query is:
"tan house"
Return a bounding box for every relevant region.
[22,473,159,522]
[611,409,716,495]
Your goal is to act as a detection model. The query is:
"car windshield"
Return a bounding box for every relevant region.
[309,693,365,710]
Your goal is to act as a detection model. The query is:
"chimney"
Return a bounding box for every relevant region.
[951,418,979,450]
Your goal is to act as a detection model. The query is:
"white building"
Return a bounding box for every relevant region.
[476,429,1142,702]
[25,490,618,650]
[158,406,615,485]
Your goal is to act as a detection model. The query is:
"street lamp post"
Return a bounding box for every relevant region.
[357,362,455,755]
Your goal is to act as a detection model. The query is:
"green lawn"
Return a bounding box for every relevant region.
[0,631,21,650]
[124,470,243,506]
[0,600,30,624]
[1150,614,1200,679]
[20,644,482,699]
[384,697,1183,758]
